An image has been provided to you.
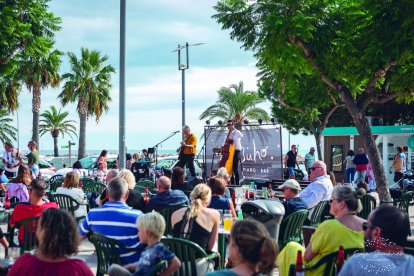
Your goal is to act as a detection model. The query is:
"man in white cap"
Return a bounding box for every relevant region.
[278,179,308,217]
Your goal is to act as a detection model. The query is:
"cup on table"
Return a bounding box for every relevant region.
[223,210,233,232]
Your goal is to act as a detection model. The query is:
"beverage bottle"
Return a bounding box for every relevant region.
[295,250,305,276]
[237,210,243,220]
[335,245,345,275]
[4,192,10,210]
[144,187,150,204]
[268,184,273,198]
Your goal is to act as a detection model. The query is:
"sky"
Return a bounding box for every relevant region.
[12,0,315,156]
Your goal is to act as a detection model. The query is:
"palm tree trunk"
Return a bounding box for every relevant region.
[32,84,41,146]
[78,110,87,160]
[53,134,59,157]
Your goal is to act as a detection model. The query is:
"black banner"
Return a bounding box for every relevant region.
[204,126,283,180]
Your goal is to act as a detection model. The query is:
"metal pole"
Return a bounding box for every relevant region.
[119,0,126,169]
[69,141,72,166]
[181,69,185,140]
[16,111,19,150]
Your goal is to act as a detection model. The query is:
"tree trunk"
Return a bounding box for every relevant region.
[53,134,59,157]
[78,110,87,160]
[338,89,391,202]
[314,130,323,161]
[32,84,41,147]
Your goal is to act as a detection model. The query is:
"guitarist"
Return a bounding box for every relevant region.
[224,120,243,185]
[175,125,197,177]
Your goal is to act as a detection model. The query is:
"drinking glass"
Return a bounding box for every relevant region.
[223,210,232,232]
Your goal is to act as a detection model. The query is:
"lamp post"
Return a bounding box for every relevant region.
[119,0,126,169]
[172,42,204,139]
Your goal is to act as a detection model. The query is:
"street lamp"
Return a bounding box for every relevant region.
[172,42,204,138]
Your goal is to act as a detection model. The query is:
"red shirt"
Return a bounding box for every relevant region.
[8,254,93,276]
[10,202,58,244]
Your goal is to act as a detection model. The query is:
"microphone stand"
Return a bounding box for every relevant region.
[197,126,217,181]
[152,131,180,181]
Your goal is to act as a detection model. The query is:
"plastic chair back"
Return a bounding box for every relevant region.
[358,194,377,219]
[394,191,413,216]
[279,209,309,249]
[157,205,187,236]
[309,201,329,226]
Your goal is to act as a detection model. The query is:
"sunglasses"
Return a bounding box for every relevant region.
[310,167,322,171]
[362,222,379,231]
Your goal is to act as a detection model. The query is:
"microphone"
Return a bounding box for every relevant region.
[173,130,180,134]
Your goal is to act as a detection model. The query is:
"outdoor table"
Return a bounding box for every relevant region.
[217,227,230,270]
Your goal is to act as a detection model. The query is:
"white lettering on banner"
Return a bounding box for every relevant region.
[241,139,269,163]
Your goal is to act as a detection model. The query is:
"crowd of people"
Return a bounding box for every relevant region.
[1,130,413,275]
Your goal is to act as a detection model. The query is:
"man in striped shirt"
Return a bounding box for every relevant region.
[79,177,144,266]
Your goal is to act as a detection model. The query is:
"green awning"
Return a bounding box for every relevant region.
[322,125,414,136]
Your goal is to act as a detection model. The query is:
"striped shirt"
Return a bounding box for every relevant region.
[78,201,144,266]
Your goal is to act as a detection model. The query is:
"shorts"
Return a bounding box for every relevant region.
[288,167,295,176]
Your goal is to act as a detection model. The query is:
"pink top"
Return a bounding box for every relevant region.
[8,254,94,276]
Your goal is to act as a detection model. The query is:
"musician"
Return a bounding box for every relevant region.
[175,125,197,177]
[224,120,243,185]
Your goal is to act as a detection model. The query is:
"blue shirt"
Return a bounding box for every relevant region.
[134,242,175,275]
[282,197,308,217]
[78,201,143,266]
[0,174,8,184]
[208,196,230,212]
[147,190,189,211]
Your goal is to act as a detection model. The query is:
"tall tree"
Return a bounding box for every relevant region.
[214,0,414,202]
[199,81,270,124]
[19,45,62,147]
[0,110,17,145]
[59,48,115,159]
[0,0,61,111]
[39,106,77,157]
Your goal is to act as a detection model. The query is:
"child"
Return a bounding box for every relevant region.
[109,212,181,276]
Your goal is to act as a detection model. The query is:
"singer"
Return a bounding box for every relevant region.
[175,125,197,177]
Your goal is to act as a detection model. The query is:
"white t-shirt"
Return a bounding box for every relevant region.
[2,150,20,173]
[223,129,243,151]
[55,187,87,218]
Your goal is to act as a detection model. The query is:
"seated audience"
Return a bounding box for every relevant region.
[0,168,9,192]
[55,172,87,218]
[147,176,189,212]
[72,161,83,177]
[96,169,119,207]
[357,182,379,206]
[108,212,181,276]
[304,185,365,275]
[93,162,106,183]
[207,177,236,218]
[278,179,308,217]
[300,161,333,209]
[119,169,145,211]
[8,208,93,276]
[216,167,231,198]
[79,177,144,266]
[8,164,31,202]
[171,167,193,191]
[10,179,58,245]
[339,205,414,275]
[171,184,220,252]
[206,219,278,276]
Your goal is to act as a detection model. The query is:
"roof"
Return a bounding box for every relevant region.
[322,125,414,136]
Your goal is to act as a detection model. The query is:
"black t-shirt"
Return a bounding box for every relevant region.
[286,150,297,167]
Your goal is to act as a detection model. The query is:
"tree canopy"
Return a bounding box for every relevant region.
[214,0,414,201]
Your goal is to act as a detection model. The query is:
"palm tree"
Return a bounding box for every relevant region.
[199,81,270,125]
[0,110,17,145]
[58,48,115,159]
[39,106,77,157]
[19,46,62,146]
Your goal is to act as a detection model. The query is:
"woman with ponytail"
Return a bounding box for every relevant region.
[207,219,278,276]
[171,183,220,252]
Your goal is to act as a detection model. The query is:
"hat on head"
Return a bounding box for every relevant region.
[278,179,301,191]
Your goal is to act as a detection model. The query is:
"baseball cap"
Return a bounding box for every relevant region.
[278,179,301,191]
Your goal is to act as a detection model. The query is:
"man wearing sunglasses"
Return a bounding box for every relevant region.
[339,205,414,275]
[299,160,333,209]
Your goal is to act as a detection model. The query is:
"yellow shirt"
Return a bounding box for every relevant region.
[306,219,364,275]
[183,134,197,155]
